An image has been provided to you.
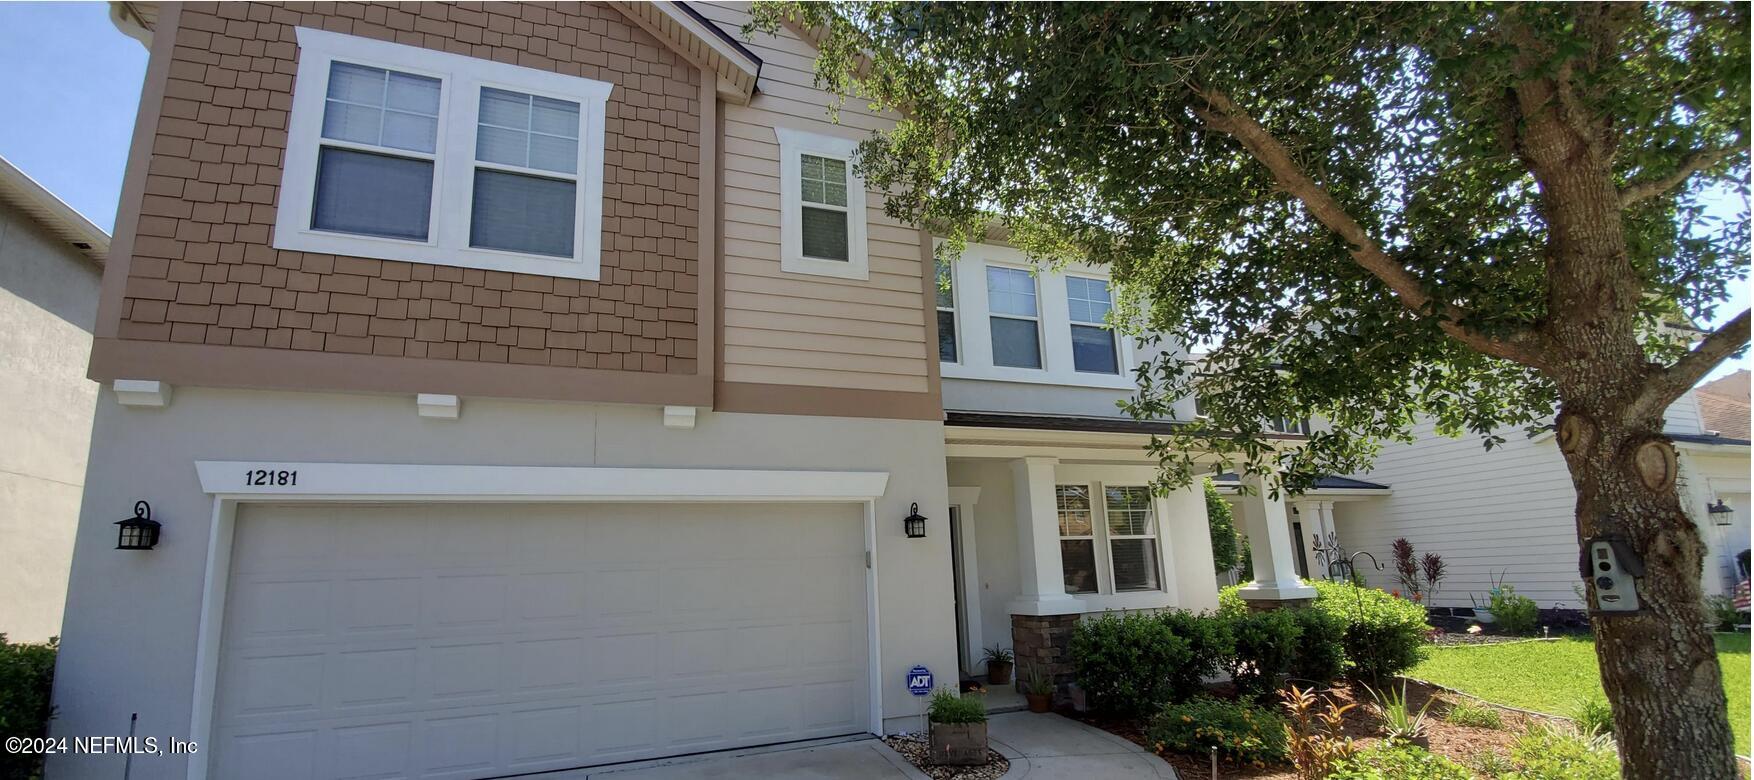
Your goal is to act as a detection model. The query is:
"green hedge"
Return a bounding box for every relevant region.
[1327,742,1473,779]
[1,636,57,780]
[1070,612,1194,717]
[1221,579,1429,683]
[1147,696,1288,767]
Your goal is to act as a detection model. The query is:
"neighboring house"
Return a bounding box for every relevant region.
[1322,389,1749,611]
[1696,369,1749,440]
[52,5,1312,780]
[0,155,107,643]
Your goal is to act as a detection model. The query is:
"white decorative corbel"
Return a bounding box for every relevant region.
[663,405,697,430]
[113,379,171,408]
[416,394,460,420]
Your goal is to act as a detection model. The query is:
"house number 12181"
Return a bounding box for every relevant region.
[245,469,297,486]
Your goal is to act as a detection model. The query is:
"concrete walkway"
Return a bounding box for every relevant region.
[987,711,1179,779]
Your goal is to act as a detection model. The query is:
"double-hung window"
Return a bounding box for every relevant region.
[987,266,1042,369]
[936,258,958,362]
[775,128,869,279]
[1104,486,1161,591]
[277,28,611,279]
[1056,485,1099,594]
[1066,276,1118,374]
[1056,482,1164,595]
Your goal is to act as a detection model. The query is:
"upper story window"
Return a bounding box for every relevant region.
[1270,417,1312,435]
[936,243,1137,389]
[987,266,1042,369]
[775,128,869,280]
[1067,276,1118,374]
[936,258,958,362]
[276,28,611,280]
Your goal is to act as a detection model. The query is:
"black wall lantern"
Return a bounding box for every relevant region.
[116,501,161,550]
[904,503,928,539]
[1707,499,1733,525]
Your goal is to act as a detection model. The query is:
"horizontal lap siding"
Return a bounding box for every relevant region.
[1344,420,1585,609]
[119,1,700,374]
[698,2,929,393]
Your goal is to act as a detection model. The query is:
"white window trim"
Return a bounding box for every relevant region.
[1055,478,1168,597]
[986,264,1044,370]
[940,242,1137,389]
[1066,273,1122,375]
[276,27,611,280]
[775,127,869,280]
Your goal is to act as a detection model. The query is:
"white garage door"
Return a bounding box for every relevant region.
[211,503,870,780]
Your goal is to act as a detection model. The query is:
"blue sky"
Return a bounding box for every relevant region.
[0,2,145,232]
[0,2,1743,380]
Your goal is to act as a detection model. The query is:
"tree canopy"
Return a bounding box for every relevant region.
[749,2,1750,494]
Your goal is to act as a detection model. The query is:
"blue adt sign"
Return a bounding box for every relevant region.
[906,665,934,696]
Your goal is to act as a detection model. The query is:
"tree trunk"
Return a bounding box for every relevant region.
[1557,405,1738,779]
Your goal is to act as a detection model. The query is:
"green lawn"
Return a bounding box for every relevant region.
[1409,632,1750,755]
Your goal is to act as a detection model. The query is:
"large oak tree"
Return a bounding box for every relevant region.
[752,3,1751,776]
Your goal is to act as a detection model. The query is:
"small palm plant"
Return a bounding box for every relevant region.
[1365,682,1433,747]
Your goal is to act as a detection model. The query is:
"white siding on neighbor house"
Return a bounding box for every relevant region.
[1344,393,1737,611]
[697,2,930,393]
[1339,418,1584,610]
[0,201,101,642]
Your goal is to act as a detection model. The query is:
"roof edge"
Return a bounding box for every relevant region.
[0,155,110,265]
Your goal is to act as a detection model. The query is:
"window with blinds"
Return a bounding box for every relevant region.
[1056,485,1099,594]
[1104,486,1161,592]
[936,258,958,362]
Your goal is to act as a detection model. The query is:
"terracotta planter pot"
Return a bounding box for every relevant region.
[986,660,1013,686]
[1025,693,1052,713]
[929,721,989,766]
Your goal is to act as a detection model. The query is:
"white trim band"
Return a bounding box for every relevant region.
[195,461,891,501]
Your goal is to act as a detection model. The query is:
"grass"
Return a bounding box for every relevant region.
[1409,632,1750,754]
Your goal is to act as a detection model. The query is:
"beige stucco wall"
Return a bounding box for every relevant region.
[0,201,101,642]
[51,387,952,779]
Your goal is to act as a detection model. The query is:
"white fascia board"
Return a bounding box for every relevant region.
[196,461,890,502]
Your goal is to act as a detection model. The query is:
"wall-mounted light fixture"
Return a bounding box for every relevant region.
[1707,499,1733,525]
[904,503,928,539]
[115,501,161,550]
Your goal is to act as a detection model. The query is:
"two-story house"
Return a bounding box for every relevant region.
[52,4,1311,779]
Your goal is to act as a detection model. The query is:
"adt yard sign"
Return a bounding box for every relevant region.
[906,665,934,696]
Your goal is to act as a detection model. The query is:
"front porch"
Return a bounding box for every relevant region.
[1212,473,1394,588]
[941,413,1321,694]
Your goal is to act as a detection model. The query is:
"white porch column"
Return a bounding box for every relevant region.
[1237,473,1317,604]
[1009,456,1081,612]
[1293,499,1337,580]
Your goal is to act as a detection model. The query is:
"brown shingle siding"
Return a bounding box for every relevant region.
[116,1,700,375]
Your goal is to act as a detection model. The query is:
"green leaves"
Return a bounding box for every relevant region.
[764,1,1748,490]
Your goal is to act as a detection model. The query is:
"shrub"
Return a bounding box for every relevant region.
[1471,749,1515,776]
[1157,610,1233,700]
[1070,612,1191,716]
[1220,580,1429,684]
[1505,722,1619,780]
[1705,594,1742,631]
[1487,585,1540,635]
[1327,742,1473,780]
[1444,700,1503,729]
[1285,607,1346,687]
[0,635,57,780]
[1147,696,1287,767]
[1228,608,1301,699]
[927,688,986,724]
[1571,696,1613,737]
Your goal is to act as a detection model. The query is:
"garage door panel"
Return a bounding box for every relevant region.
[213,502,870,780]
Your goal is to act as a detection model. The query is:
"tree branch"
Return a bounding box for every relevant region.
[1189,88,1546,367]
[1628,309,1751,423]
[1618,146,1745,207]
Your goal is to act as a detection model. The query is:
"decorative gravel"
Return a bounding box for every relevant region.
[882,733,1009,780]
[1428,633,1557,647]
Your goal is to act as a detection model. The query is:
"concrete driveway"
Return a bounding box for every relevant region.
[543,710,1177,779]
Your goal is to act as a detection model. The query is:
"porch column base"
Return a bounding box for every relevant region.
[1235,580,1318,610]
[1011,613,1079,694]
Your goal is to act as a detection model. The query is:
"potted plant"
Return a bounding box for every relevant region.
[1023,669,1054,713]
[981,645,1014,685]
[1366,682,1432,749]
[927,688,989,766]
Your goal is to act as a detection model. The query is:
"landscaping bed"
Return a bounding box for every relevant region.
[1077,679,1556,779]
[882,734,1008,780]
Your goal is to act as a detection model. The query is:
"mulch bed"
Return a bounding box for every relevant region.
[882,734,1008,780]
[1073,679,1554,779]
